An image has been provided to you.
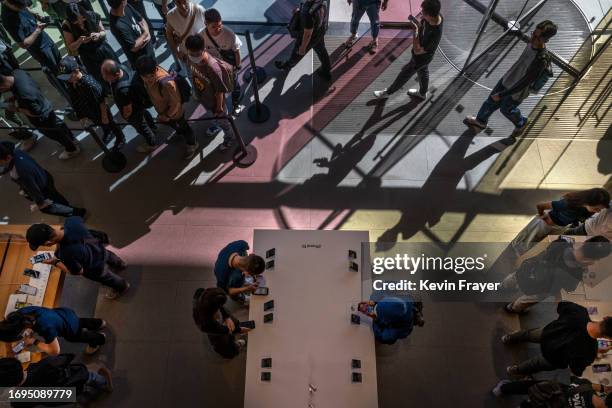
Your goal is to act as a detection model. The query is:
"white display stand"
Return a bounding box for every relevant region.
[245,230,378,408]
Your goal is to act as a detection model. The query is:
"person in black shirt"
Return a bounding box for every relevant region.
[0,141,86,217]
[502,302,612,376]
[0,70,80,160]
[61,3,119,86]
[58,56,125,148]
[192,288,251,359]
[502,236,611,313]
[101,59,159,152]
[274,0,331,81]
[108,0,155,67]
[127,0,157,45]
[0,36,24,129]
[0,354,112,397]
[373,0,443,101]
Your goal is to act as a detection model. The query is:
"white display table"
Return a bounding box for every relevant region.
[244,229,378,408]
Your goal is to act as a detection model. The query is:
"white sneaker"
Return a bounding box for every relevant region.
[136,143,159,153]
[492,379,510,397]
[235,339,246,350]
[20,135,37,152]
[233,104,245,116]
[373,89,389,99]
[184,142,199,159]
[58,146,81,160]
[407,89,427,100]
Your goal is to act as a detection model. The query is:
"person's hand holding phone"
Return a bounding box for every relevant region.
[225,318,236,333]
[36,22,47,32]
[23,336,36,346]
[90,32,102,42]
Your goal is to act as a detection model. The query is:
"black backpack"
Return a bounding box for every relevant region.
[287,0,328,39]
[159,71,192,104]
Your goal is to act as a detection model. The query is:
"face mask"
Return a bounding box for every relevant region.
[188,54,203,64]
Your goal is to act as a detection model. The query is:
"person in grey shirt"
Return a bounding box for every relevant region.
[464,20,557,136]
[566,203,612,238]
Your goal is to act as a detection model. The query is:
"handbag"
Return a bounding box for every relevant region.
[204,28,237,67]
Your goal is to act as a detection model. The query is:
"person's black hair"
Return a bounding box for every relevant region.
[66,3,97,32]
[601,316,612,338]
[536,20,558,41]
[134,55,158,76]
[204,8,221,24]
[106,0,122,9]
[0,358,24,387]
[185,34,205,52]
[605,392,612,408]
[421,0,441,17]
[564,188,610,209]
[193,288,227,330]
[582,235,612,260]
[0,312,34,342]
[246,255,265,275]
[0,141,15,160]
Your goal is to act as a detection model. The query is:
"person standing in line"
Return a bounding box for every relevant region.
[57,56,125,148]
[26,217,130,300]
[135,55,198,159]
[192,287,252,359]
[274,0,331,81]
[61,3,120,86]
[0,141,87,217]
[0,34,25,129]
[127,0,157,44]
[101,59,160,153]
[185,34,237,152]
[151,0,173,24]
[344,0,389,54]
[165,0,206,70]
[201,8,243,116]
[510,188,610,255]
[108,0,154,67]
[464,20,558,136]
[373,0,442,101]
[0,70,80,159]
[0,306,106,355]
[502,302,612,377]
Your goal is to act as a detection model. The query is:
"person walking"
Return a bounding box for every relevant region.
[344,0,389,54]
[26,217,130,300]
[373,0,442,101]
[0,141,86,217]
[464,20,558,136]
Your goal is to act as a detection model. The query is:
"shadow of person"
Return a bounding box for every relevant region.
[376,129,517,251]
[597,122,612,176]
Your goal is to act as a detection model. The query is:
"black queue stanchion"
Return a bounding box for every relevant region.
[242,30,267,85]
[85,126,127,173]
[227,115,257,167]
[243,30,271,124]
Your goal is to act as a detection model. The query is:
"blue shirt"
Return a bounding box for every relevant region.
[19,306,79,343]
[214,240,248,291]
[549,199,592,227]
[10,148,49,206]
[1,6,56,53]
[55,217,105,275]
[372,297,415,345]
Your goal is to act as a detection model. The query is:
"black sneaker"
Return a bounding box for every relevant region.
[218,140,235,152]
[274,61,289,71]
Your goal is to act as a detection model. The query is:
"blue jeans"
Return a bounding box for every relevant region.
[476,80,527,128]
[86,371,107,390]
[350,0,381,39]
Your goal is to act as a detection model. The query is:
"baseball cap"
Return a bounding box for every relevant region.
[26,224,54,250]
[57,56,79,81]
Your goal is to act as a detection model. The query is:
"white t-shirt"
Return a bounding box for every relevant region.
[166,2,206,51]
[585,205,612,238]
[200,26,242,60]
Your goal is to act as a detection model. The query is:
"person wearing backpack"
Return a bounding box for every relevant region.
[492,377,612,408]
[0,354,113,401]
[502,302,612,377]
[102,59,160,153]
[0,306,107,356]
[25,217,130,300]
[135,55,198,159]
[275,0,332,81]
[501,236,611,313]
[464,20,557,137]
[185,34,237,152]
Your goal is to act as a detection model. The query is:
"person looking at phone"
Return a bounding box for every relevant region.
[0,306,107,356]
[214,240,265,305]
[359,297,424,345]
[192,288,251,359]
[373,0,442,101]
[502,301,612,377]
